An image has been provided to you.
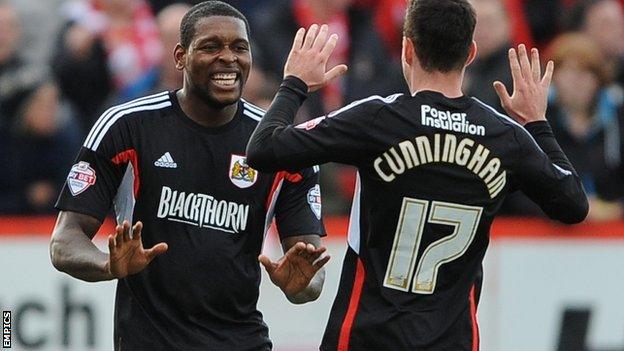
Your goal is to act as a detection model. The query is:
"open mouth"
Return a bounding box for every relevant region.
[210,72,238,88]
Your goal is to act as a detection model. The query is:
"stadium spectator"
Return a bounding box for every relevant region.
[151,3,191,92]
[252,0,404,119]
[52,0,162,132]
[0,1,44,131]
[466,0,514,111]
[546,33,624,220]
[9,82,82,213]
[564,0,624,85]
[0,1,46,213]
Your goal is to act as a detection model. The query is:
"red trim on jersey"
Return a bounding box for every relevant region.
[266,172,286,210]
[284,172,303,183]
[111,149,140,197]
[265,171,303,209]
[469,284,480,351]
[338,258,365,351]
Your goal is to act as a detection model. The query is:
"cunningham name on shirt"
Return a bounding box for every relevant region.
[373,133,506,199]
[157,186,249,233]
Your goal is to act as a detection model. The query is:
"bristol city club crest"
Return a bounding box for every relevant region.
[229,155,257,188]
[67,161,97,196]
[307,184,322,219]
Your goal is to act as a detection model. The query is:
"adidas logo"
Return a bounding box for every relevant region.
[155,152,178,168]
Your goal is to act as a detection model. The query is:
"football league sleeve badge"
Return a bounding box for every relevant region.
[67,161,97,196]
[307,184,322,220]
[229,155,258,188]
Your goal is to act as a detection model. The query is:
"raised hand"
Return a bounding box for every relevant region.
[493,44,554,125]
[107,221,168,279]
[284,24,348,92]
[259,242,330,298]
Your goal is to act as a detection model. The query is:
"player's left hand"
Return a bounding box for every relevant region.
[493,44,554,125]
[259,242,330,298]
[284,24,348,92]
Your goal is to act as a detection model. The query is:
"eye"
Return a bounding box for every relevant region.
[200,43,220,53]
[234,44,249,53]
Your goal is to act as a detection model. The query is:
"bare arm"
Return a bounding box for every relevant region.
[260,234,330,304]
[50,211,168,282]
[50,211,113,282]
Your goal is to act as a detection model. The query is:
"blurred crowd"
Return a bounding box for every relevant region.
[1,0,624,221]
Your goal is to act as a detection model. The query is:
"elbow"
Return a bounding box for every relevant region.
[246,151,279,173]
[286,288,322,305]
[556,197,589,225]
[49,235,68,272]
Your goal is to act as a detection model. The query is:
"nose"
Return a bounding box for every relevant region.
[219,46,237,63]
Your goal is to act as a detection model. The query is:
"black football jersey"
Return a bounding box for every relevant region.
[246,78,588,351]
[56,91,325,351]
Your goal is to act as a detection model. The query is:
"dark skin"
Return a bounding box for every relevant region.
[50,15,329,303]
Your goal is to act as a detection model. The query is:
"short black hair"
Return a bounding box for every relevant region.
[404,0,476,72]
[179,1,250,48]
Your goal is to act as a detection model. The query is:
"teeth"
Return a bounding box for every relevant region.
[212,73,237,79]
[213,79,236,86]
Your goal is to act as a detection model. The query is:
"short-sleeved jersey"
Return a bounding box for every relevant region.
[55,91,325,351]
[247,87,587,350]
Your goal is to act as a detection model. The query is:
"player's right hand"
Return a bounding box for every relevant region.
[107,221,168,279]
[493,44,554,125]
[283,24,348,92]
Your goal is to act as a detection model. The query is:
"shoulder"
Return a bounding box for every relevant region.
[83,91,172,151]
[470,97,545,151]
[328,93,404,118]
[240,99,266,124]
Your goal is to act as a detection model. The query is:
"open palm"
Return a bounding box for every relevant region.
[107,221,168,279]
[260,242,330,297]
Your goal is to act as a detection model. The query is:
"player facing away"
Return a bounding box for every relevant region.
[49,1,330,350]
[246,0,588,350]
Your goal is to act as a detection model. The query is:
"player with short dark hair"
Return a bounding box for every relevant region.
[50,1,329,350]
[246,0,589,349]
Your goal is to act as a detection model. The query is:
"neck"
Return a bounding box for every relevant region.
[176,88,238,127]
[408,69,465,98]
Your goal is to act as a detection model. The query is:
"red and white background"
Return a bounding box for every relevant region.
[0,217,623,350]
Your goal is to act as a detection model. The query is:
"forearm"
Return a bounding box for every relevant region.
[525,121,575,172]
[50,212,114,282]
[523,122,589,223]
[246,76,309,172]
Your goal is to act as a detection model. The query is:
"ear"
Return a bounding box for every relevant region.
[465,40,478,67]
[402,36,415,67]
[174,43,186,71]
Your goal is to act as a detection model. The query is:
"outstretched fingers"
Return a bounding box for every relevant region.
[517,44,532,81]
[493,81,512,108]
[531,48,541,83]
[508,48,522,92]
[542,60,555,87]
[312,24,329,52]
[302,24,319,51]
[258,255,278,275]
[290,27,305,53]
[108,234,116,254]
[324,64,348,84]
[313,255,331,271]
[145,243,168,261]
[132,221,143,241]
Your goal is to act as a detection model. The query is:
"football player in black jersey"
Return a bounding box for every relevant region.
[50,1,329,350]
[246,0,588,350]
